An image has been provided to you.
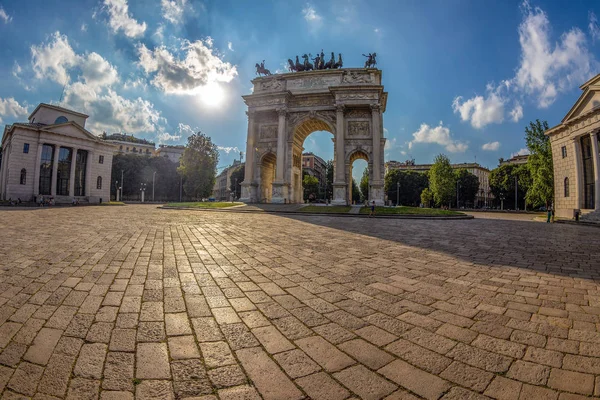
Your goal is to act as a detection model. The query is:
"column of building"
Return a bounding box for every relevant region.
[69,147,78,197]
[50,145,60,196]
[572,138,583,210]
[332,105,347,205]
[85,150,93,197]
[271,108,288,203]
[590,131,600,210]
[371,104,384,205]
[240,111,257,202]
[32,141,43,197]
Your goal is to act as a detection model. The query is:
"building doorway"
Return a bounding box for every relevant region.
[581,135,595,209]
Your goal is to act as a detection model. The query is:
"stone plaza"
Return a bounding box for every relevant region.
[0,205,599,399]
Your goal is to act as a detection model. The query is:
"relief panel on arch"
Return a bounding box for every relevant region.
[347,121,371,138]
[259,125,278,141]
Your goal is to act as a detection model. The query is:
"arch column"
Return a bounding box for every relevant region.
[271,108,288,203]
[33,141,43,196]
[51,145,60,196]
[332,105,347,205]
[69,147,77,197]
[370,104,384,205]
[591,131,600,210]
[240,111,258,202]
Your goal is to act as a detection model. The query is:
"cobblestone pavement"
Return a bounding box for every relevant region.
[0,205,599,400]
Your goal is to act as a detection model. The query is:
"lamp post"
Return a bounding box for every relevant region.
[499,192,505,211]
[152,171,157,202]
[121,170,124,199]
[396,181,400,207]
[140,183,146,203]
[514,175,518,211]
[115,181,119,201]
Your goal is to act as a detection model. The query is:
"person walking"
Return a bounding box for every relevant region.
[369,200,376,218]
[546,205,552,223]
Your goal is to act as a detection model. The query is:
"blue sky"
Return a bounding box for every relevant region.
[0,0,599,181]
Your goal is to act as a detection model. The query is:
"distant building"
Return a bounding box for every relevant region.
[302,152,327,190]
[104,133,155,156]
[212,159,244,200]
[500,154,529,166]
[156,144,185,164]
[546,73,600,220]
[0,103,114,203]
[385,160,493,206]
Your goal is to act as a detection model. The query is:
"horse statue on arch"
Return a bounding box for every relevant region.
[334,53,343,69]
[302,54,313,71]
[255,60,272,76]
[362,53,377,68]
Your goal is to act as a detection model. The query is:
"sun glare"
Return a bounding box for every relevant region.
[198,82,226,108]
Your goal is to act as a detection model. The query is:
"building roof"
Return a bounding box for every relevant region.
[105,133,155,146]
[28,103,89,120]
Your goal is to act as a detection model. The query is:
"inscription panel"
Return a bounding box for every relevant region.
[260,125,278,140]
[347,121,371,137]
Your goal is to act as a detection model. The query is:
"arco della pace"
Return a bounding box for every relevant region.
[240,67,387,205]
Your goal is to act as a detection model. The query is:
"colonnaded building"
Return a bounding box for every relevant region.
[546,74,600,220]
[0,103,114,203]
[240,68,387,205]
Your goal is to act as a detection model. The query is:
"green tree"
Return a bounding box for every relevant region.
[384,170,429,206]
[325,160,334,199]
[352,178,361,203]
[111,153,180,201]
[429,154,456,207]
[455,169,480,207]
[360,168,369,201]
[489,164,530,209]
[303,175,319,201]
[178,132,219,200]
[229,165,245,199]
[525,120,553,208]
[421,188,433,208]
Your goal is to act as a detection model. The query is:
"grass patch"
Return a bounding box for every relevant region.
[300,205,352,213]
[166,202,243,208]
[99,201,125,206]
[359,206,464,216]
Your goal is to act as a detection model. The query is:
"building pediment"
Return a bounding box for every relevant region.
[562,75,600,123]
[41,122,101,142]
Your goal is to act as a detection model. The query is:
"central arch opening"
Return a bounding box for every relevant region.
[348,150,369,204]
[292,118,334,204]
[260,152,276,203]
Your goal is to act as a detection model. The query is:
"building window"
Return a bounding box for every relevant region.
[20,169,26,185]
[97,176,102,189]
[561,146,567,158]
[39,144,54,195]
[54,116,68,124]
[74,150,88,196]
[56,147,73,196]
[99,155,104,164]
[564,177,569,197]
[23,143,29,153]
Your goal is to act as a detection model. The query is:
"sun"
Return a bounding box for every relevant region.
[198,82,226,108]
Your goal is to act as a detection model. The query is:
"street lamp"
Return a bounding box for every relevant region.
[396,181,400,207]
[499,192,505,211]
[140,183,147,203]
[115,180,119,201]
[152,171,157,202]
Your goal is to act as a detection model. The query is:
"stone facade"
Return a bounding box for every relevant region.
[240,68,387,205]
[155,144,185,163]
[0,103,114,203]
[546,74,600,219]
[212,160,244,200]
[302,152,327,193]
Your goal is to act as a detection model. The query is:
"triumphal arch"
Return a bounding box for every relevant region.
[240,68,387,205]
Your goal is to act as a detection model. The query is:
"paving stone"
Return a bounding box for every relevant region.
[273,349,321,378]
[165,313,192,336]
[7,362,44,396]
[355,325,398,346]
[295,372,350,400]
[484,376,522,399]
[523,346,563,368]
[518,384,559,400]
[38,354,75,397]
[208,365,247,388]
[109,329,136,352]
[218,385,261,400]
[73,343,107,379]
[339,338,394,370]
[136,343,170,379]
[168,335,200,359]
[66,377,100,400]
[236,347,303,400]
[200,341,236,368]
[0,342,27,367]
[251,325,295,354]
[312,323,356,344]
[507,360,550,385]
[296,336,355,372]
[379,359,451,400]
[334,365,397,400]
[136,322,165,342]
[385,338,452,374]
[272,316,313,340]
[547,368,594,395]
[220,323,259,350]
[102,352,134,391]
[171,359,207,381]
[135,380,174,400]
[440,361,494,392]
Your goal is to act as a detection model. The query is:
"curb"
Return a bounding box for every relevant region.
[159,206,474,220]
[555,219,600,228]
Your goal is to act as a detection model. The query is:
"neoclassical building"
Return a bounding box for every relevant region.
[240,68,387,205]
[0,103,115,203]
[546,74,600,219]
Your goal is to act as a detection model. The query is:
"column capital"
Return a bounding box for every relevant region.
[246,110,257,119]
[370,104,381,112]
[277,107,288,117]
[336,104,345,114]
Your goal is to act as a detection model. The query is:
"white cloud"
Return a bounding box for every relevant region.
[384,137,396,151]
[303,3,322,31]
[452,88,505,129]
[511,147,530,158]
[482,141,501,151]
[0,98,28,125]
[217,146,241,154]
[81,52,119,88]
[515,3,595,108]
[31,32,81,84]
[137,39,238,95]
[157,131,181,143]
[0,6,12,23]
[227,42,234,52]
[409,122,468,153]
[12,62,21,78]
[590,12,600,43]
[103,0,146,38]
[510,103,523,122]
[161,0,189,24]
[81,23,87,32]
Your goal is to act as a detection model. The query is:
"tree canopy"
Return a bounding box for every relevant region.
[384,169,429,206]
[111,154,180,201]
[421,187,433,208]
[360,168,369,202]
[489,164,530,209]
[352,178,361,203]
[178,132,219,200]
[303,175,319,201]
[455,169,479,207]
[524,120,553,208]
[429,154,456,206]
